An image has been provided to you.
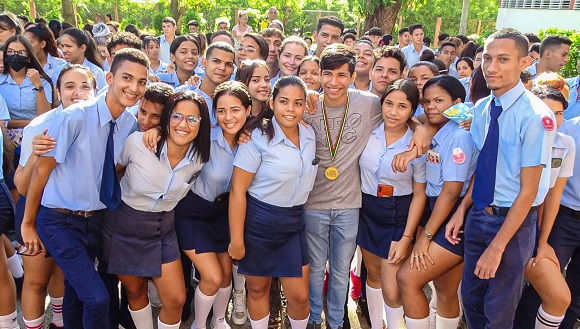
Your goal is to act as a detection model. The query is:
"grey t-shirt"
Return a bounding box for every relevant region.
[303,89,382,210]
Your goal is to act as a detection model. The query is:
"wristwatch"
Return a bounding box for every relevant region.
[33,86,44,92]
[423,228,433,240]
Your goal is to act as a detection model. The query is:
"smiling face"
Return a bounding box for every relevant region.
[423,84,457,128]
[57,68,96,108]
[171,40,199,73]
[382,90,412,131]
[203,49,235,86]
[106,60,148,110]
[270,84,306,131]
[168,100,201,148]
[236,36,261,67]
[137,99,163,132]
[482,37,531,97]
[320,63,355,106]
[216,94,250,138]
[247,66,271,102]
[456,59,473,79]
[353,42,374,76]
[278,43,306,77]
[298,60,321,91]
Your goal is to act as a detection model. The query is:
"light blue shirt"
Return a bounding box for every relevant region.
[44,54,66,81]
[0,95,10,121]
[176,82,216,126]
[270,72,280,87]
[548,131,575,188]
[557,119,580,209]
[52,58,107,93]
[460,77,471,103]
[426,120,477,197]
[149,60,170,75]
[565,76,580,119]
[234,117,317,207]
[118,132,204,212]
[525,62,538,79]
[470,82,556,207]
[157,72,182,88]
[41,94,138,211]
[349,81,373,93]
[159,35,173,64]
[359,124,426,196]
[103,59,111,72]
[192,127,236,201]
[401,44,431,67]
[0,74,53,120]
[19,105,64,167]
[448,66,459,78]
[414,104,424,118]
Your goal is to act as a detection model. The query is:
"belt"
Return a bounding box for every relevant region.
[484,205,538,217]
[559,205,580,220]
[52,208,101,218]
[214,192,230,203]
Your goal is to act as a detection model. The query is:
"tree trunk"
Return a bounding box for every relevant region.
[62,0,75,26]
[170,0,185,33]
[363,1,402,35]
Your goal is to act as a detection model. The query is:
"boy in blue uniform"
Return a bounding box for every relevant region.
[19,48,148,329]
[446,28,556,328]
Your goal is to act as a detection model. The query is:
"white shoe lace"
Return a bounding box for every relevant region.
[233,290,246,314]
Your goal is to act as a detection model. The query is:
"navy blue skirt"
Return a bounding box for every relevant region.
[429,196,464,257]
[238,195,308,278]
[174,190,229,253]
[357,193,413,259]
[101,202,179,277]
[0,179,14,235]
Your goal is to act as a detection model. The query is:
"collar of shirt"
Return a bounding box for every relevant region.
[159,35,173,44]
[96,94,115,128]
[159,139,197,171]
[371,123,413,150]
[526,62,538,77]
[553,131,567,149]
[0,73,34,87]
[270,117,314,148]
[212,126,236,155]
[432,120,457,148]
[492,81,525,111]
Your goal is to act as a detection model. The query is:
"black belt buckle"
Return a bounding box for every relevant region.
[486,205,538,217]
[214,192,230,203]
[561,205,580,220]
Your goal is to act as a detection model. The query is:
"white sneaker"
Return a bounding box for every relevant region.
[231,289,248,325]
[148,280,162,308]
[212,317,231,329]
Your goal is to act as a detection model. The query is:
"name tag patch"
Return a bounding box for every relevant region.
[552,157,563,168]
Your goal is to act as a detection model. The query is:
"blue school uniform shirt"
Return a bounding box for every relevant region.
[425,120,477,197]
[158,35,173,64]
[0,96,10,121]
[548,131,575,188]
[19,105,64,167]
[157,71,181,88]
[41,93,138,211]
[118,132,205,212]
[149,60,169,75]
[192,126,237,201]
[401,44,431,67]
[349,81,373,93]
[52,58,107,93]
[43,54,66,81]
[359,124,426,196]
[558,118,580,210]
[0,74,53,120]
[470,82,556,207]
[565,76,580,119]
[234,117,317,207]
[175,82,216,126]
[0,128,4,180]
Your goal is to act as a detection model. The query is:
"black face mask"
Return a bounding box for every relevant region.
[5,54,28,72]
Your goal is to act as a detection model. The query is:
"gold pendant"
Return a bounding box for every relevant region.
[325,166,339,180]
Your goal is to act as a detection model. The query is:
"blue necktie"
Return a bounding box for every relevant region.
[100,121,121,211]
[472,100,503,210]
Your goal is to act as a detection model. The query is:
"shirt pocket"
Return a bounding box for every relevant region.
[502,144,522,177]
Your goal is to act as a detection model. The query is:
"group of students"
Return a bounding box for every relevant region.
[0,8,578,329]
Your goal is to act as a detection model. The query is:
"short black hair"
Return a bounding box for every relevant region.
[423,37,431,46]
[487,28,529,58]
[532,84,568,110]
[107,31,143,55]
[343,28,357,36]
[143,82,174,105]
[368,27,382,37]
[373,46,407,72]
[439,42,456,52]
[320,43,355,74]
[475,45,484,55]
[539,35,572,57]
[438,33,449,43]
[524,33,541,44]
[16,15,29,23]
[342,33,356,43]
[398,27,409,36]
[162,17,176,26]
[206,41,235,59]
[456,34,469,44]
[110,48,150,74]
[316,16,344,34]
[529,42,540,54]
[408,23,423,35]
[210,30,235,45]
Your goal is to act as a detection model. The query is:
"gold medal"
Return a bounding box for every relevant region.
[325,166,339,180]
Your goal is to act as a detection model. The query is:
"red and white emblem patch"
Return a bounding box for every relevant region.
[542,116,554,131]
[452,148,466,164]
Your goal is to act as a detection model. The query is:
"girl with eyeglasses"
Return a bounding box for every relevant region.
[235,33,268,68]
[24,23,66,81]
[101,90,211,329]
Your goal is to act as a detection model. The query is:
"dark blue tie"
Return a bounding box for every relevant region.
[472,100,503,210]
[100,121,121,211]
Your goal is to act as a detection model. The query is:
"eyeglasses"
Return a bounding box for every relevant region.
[6,49,29,57]
[235,45,257,54]
[170,112,201,126]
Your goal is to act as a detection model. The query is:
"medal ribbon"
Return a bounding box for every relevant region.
[322,96,349,161]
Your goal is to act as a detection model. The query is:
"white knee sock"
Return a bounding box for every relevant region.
[158,318,181,329]
[435,314,460,329]
[129,303,154,329]
[23,314,44,329]
[384,304,404,329]
[288,316,308,329]
[50,296,63,327]
[365,284,384,329]
[6,253,23,279]
[0,311,19,329]
[249,313,269,329]
[212,284,232,323]
[192,287,217,329]
[404,316,430,329]
[536,304,564,329]
[232,264,245,292]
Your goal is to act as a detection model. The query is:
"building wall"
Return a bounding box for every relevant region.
[496,8,580,33]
